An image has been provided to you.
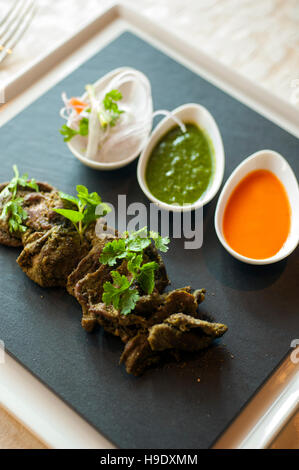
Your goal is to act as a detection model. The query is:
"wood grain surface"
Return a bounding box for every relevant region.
[0,407,47,449]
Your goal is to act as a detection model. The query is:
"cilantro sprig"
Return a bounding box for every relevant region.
[1,197,28,233]
[1,165,39,198]
[100,89,124,127]
[101,228,170,315]
[100,227,169,267]
[0,165,39,234]
[53,185,111,239]
[59,88,124,142]
[60,117,89,142]
[102,271,140,316]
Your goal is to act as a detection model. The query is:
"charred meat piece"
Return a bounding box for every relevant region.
[131,292,166,317]
[89,297,161,342]
[1,174,227,377]
[146,287,205,326]
[74,264,114,332]
[23,188,65,233]
[0,181,61,247]
[74,258,152,333]
[67,235,119,331]
[120,312,227,376]
[70,240,169,332]
[120,333,161,376]
[90,288,204,343]
[118,291,227,376]
[148,314,228,352]
[67,237,113,296]
[67,226,119,296]
[17,225,91,287]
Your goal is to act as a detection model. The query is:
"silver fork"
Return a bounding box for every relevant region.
[0,0,37,64]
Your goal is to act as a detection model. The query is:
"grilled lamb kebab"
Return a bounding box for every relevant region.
[0,167,228,376]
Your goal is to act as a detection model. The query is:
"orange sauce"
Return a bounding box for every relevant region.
[223,169,291,259]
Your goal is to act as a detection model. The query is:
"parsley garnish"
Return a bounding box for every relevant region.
[99,238,127,266]
[102,271,140,316]
[0,165,39,233]
[1,197,28,233]
[101,228,170,315]
[53,185,111,239]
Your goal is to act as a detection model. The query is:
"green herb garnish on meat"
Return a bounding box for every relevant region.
[54,185,111,239]
[2,164,39,198]
[102,270,140,316]
[0,197,28,233]
[0,165,39,233]
[101,228,170,315]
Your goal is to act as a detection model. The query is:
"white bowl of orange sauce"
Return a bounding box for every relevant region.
[215,150,299,265]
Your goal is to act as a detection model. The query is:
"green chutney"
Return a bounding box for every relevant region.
[145,123,214,206]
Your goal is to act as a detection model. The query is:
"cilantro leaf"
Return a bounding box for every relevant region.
[126,236,151,252]
[59,124,78,142]
[103,271,130,307]
[126,253,143,275]
[136,261,159,294]
[54,186,111,239]
[102,89,124,127]
[0,166,39,234]
[104,90,122,102]
[100,239,127,266]
[149,231,170,252]
[5,165,39,196]
[16,169,39,193]
[76,185,88,196]
[53,208,84,224]
[103,271,140,315]
[59,117,89,142]
[77,189,102,207]
[1,198,28,233]
[119,289,140,316]
[100,228,169,315]
[58,191,80,207]
[81,204,97,227]
[78,117,89,136]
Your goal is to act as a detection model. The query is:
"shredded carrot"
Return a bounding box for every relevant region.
[69,97,88,114]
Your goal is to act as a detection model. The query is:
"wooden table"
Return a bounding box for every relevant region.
[0,407,46,449]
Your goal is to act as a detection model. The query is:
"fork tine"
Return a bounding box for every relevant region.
[0,0,35,46]
[0,0,36,63]
[7,3,37,51]
[0,0,26,38]
[0,0,20,28]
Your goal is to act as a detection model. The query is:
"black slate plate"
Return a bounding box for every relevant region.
[0,32,298,449]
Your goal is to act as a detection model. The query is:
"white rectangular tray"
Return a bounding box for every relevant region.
[0,3,298,449]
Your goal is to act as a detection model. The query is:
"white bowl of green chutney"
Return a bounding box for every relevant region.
[137,103,225,212]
